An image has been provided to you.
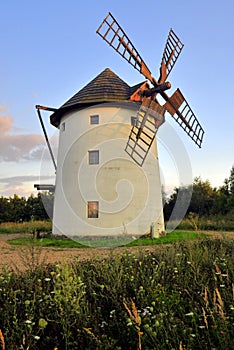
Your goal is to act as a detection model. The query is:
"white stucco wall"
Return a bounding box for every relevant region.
[52,102,165,240]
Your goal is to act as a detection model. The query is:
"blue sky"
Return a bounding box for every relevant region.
[1,0,234,197]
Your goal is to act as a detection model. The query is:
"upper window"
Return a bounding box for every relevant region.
[89,150,99,165]
[90,115,99,125]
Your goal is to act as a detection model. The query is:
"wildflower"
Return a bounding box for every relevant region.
[25,320,32,324]
[185,312,194,316]
[110,310,116,318]
[100,321,108,328]
[44,278,51,282]
[34,336,40,340]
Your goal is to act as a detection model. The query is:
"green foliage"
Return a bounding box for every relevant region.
[0,192,53,223]
[0,239,233,349]
[164,164,234,221]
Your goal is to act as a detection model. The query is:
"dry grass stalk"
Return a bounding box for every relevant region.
[214,264,222,281]
[215,288,224,309]
[179,340,186,350]
[0,330,5,350]
[215,288,225,319]
[203,287,209,308]
[123,299,142,350]
[202,307,209,329]
[123,298,141,329]
[83,328,100,343]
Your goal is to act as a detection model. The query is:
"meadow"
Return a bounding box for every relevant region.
[0,235,233,349]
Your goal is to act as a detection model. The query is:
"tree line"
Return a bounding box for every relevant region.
[164,164,234,220]
[0,193,53,223]
[0,165,233,223]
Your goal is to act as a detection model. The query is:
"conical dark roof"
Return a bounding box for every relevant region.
[50,68,143,127]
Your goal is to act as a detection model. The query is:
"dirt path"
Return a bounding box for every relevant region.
[0,232,233,272]
[0,234,159,272]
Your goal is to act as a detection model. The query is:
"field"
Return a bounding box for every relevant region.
[0,223,233,349]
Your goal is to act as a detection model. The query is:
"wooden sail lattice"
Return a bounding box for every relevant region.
[164,89,204,148]
[96,12,154,83]
[125,99,165,166]
[97,12,205,165]
[159,29,184,83]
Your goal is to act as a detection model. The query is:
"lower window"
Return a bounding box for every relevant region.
[87,201,99,218]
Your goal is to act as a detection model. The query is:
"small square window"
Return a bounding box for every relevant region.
[87,201,99,218]
[89,150,99,165]
[90,115,99,124]
[131,116,139,127]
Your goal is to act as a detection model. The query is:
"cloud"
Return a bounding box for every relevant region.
[0,109,45,162]
[0,175,55,197]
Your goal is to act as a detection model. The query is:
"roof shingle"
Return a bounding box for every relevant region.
[50,68,144,127]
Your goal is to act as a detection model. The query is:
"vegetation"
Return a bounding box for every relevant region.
[0,220,52,234]
[1,165,234,233]
[7,230,207,248]
[0,193,53,223]
[0,238,233,349]
[164,165,234,230]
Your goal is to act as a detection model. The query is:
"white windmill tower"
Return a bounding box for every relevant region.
[35,13,204,246]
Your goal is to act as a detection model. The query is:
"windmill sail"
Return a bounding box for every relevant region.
[97,12,205,157]
[96,12,155,84]
[125,99,165,166]
[164,89,204,148]
[159,29,184,83]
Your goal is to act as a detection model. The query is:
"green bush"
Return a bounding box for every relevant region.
[0,239,233,349]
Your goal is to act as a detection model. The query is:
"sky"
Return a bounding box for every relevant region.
[0,0,234,197]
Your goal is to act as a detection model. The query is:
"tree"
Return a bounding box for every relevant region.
[189,177,214,215]
[228,164,234,195]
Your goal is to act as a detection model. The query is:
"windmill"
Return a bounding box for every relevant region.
[34,13,204,244]
[97,12,204,166]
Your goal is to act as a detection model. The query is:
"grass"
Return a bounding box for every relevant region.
[0,238,233,349]
[8,236,85,248]
[0,220,52,234]
[7,230,209,248]
[176,213,234,231]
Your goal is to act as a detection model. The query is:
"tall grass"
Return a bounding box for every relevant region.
[0,220,52,234]
[0,238,233,349]
[177,212,234,231]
